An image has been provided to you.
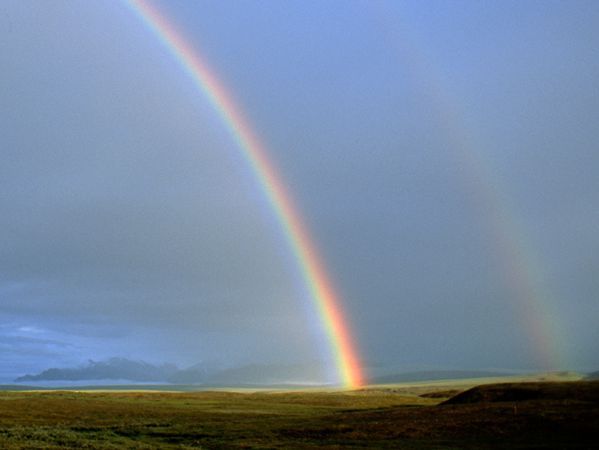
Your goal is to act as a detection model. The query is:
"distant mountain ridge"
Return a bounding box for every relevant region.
[18,359,573,386]
[14,358,327,386]
[15,358,179,383]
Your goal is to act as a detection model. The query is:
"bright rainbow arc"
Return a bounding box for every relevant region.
[125,0,364,388]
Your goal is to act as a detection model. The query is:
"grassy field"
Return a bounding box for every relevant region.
[0,378,597,449]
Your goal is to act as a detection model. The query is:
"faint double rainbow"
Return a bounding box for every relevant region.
[370,5,566,370]
[124,0,364,388]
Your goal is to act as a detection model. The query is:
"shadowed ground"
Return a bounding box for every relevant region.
[0,380,597,448]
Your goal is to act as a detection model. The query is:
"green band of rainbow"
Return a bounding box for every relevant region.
[125,0,364,388]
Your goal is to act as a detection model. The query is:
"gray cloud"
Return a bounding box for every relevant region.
[1,0,598,379]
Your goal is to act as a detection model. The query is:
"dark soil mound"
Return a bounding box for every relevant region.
[419,389,462,399]
[442,380,599,405]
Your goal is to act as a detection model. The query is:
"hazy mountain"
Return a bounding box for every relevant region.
[15,358,178,383]
[205,363,329,386]
[15,360,586,386]
[14,359,328,386]
[371,370,513,384]
[166,362,216,384]
[15,360,518,386]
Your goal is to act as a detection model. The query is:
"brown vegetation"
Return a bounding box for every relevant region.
[0,381,597,448]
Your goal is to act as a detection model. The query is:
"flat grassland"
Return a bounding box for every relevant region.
[0,379,597,449]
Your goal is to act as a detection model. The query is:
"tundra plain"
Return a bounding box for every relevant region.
[0,376,597,449]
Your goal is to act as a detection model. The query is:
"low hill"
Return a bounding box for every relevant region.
[442,380,599,405]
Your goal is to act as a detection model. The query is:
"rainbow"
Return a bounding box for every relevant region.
[124,0,364,388]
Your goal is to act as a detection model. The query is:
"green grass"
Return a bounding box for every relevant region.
[0,380,597,449]
[0,389,431,449]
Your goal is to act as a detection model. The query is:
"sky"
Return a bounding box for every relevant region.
[1,0,598,383]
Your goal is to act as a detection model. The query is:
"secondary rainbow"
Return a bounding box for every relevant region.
[125,0,364,387]
[371,6,566,369]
